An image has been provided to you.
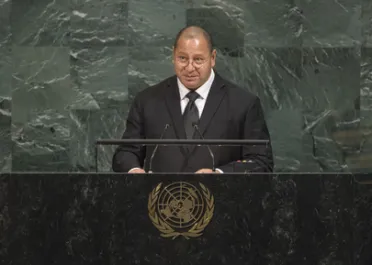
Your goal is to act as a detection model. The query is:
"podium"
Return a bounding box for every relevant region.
[97,138,273,173]
[1,172,372,264]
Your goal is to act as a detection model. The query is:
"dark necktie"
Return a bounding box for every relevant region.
[183,91,200,139]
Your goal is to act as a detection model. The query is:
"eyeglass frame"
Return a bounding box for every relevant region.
[173,54,213,68]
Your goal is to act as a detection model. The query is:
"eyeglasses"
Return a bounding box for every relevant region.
[175,56,208,68]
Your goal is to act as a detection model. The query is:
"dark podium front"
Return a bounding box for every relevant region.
[1,172,372,264]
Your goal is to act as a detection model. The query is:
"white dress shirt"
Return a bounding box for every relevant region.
[178,69,215,117]
[129,69,222,173]
[179,69,222,173]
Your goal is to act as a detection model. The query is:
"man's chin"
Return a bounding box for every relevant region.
[182,79,200,89]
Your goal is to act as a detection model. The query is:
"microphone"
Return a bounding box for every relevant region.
[148,124,170,173]
[192,123,216,172]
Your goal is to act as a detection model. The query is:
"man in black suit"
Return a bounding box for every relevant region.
[112,26,273,173]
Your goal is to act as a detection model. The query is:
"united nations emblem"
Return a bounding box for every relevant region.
[148,181,214,239]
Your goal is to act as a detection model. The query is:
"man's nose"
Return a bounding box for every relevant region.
[185,60,196,71]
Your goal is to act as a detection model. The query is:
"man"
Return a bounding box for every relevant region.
[112,26,273,173]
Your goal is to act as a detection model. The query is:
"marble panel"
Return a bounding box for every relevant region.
[296,0,361,47]
[10,0,69,46]
[11,47,75,171]
[70,0,128,47]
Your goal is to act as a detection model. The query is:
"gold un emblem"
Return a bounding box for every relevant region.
[148,181,214,239]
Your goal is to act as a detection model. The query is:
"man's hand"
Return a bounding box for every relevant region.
[128,168,146,173]
[195,168,220,174]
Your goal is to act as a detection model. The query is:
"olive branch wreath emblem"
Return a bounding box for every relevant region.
[148,182,214,239]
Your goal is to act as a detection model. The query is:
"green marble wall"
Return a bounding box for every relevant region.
[0,0,371,172]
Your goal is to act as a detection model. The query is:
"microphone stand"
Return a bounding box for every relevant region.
[148,124,170,173]
[193,124,216,172]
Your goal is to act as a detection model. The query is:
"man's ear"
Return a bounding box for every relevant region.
[211,49,217,59]
[172,45,176,56]
[211,49,217,67]
[172,46,175,63]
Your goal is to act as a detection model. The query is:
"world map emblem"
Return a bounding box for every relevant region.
[148,181,214,239]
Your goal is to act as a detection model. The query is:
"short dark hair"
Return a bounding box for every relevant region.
[173,26,213,53]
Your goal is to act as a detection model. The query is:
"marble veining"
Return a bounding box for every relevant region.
[0,0,371,172]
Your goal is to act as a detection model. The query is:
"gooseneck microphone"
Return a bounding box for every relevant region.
[148,124,170,173]
[193,123,216,172]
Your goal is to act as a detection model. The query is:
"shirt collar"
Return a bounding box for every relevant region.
[177,69,215,100]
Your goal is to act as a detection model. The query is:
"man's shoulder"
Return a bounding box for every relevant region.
[134,75,175,101]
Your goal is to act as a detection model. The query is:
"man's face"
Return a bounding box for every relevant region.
[173,37,216,90]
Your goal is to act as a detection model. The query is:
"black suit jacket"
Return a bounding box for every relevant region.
[112,72,273,173]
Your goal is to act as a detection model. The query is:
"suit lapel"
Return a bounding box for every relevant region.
[188,73,226,156]
[197,73,226,135]
[164,76,188,154]
[164,73,227,160]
